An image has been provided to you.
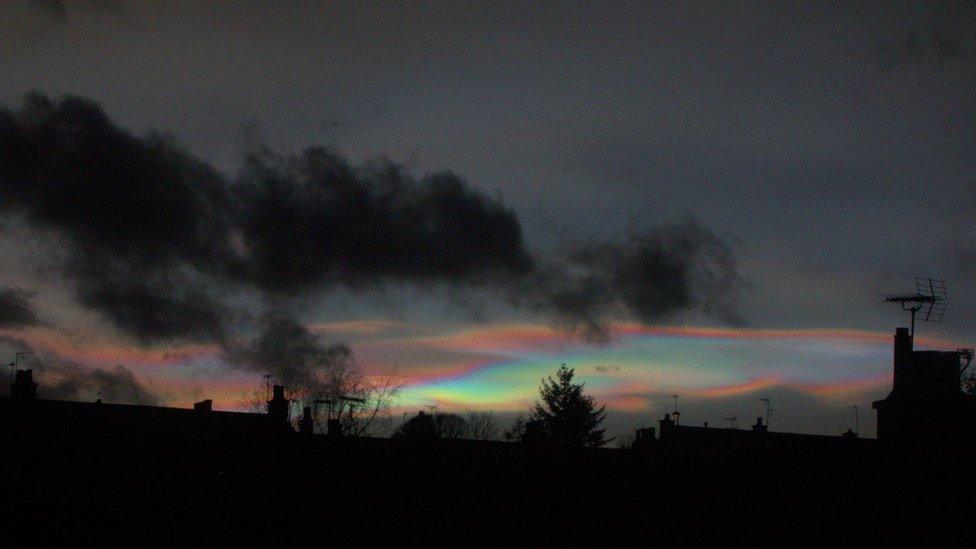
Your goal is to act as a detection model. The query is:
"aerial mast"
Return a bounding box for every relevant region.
[883,277,947,338]
[669,394,680,425]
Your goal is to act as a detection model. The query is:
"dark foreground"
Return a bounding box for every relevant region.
[3,401,975,545]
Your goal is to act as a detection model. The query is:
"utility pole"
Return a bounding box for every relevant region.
[760,398,771,428]
[850,405,860,435]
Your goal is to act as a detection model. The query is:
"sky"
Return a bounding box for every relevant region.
[0,1,974,439]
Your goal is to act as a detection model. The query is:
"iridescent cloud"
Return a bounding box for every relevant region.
[1,321,959,436]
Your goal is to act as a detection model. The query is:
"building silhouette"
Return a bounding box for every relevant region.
[872,327,976,444]
[3,325,976,543]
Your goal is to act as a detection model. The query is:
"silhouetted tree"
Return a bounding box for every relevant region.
[392,411,469,440]
[503,414,527,442]
[236,344,402,436]
[239,385,270,414]
[530,365,606,447]
[616,432,635,450]
[436,412,468,439]
[465,411,500,440]
[392,411,439,439]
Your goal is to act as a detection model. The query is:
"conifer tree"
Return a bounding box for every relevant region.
[531,365,606,447]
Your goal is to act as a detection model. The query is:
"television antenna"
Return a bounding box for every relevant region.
[883,277,947,337]
[959,349,975,376]
[760,398,771,428]
[723,415,737,429]
[337,395,366,423]
[669,394,680,425]
[5,360,14,388]
[6,351,24,395]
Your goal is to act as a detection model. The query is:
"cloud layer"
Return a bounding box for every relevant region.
[0,335,156,404]
[0,93,743,344]
[0,286,39,328]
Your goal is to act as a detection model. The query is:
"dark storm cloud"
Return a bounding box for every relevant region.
[234,148,533,292]
[0,335,156,404]
[223,316,349,390]
[0,93,743,343]
[0,93,536,340]
[68,261,230,344]
[0,93,235,343]
[0,286,40,327]
[44,363,157,404]
[520,221,743,341]
[878,26,969,69]
[30,0,66,20]
[29,0,128,23]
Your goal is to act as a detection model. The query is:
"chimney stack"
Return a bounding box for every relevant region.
[299,406,314,435]
[893,327,913,393]
[267,385,289,425]
[11,369,36,402]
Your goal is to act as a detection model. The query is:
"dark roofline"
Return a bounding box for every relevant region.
[0,395,264,418]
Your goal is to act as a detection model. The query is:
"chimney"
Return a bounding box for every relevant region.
[193,399,213,412]
[893,327,913,393]
[11,369,37,402]
[752,417,767,432]
[299,406,314,435]
[658,413,675,442]
[267,385,289,425]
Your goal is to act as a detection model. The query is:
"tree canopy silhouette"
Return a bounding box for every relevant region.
[531,365,606,447]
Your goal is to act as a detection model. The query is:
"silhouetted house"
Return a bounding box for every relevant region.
[653,412,872,458]
[631,426,657,450]
[872,327,976,445]
[2,369,293,442]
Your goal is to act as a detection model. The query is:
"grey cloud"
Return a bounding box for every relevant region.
[0,93,743,343]
[0,286,40,328]
[520,221,744,342]
[0,335,156,404]
[878,27,969,69]
[29,0,128,23]
[223,315,351,391]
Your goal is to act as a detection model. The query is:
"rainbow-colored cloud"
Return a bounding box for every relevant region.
[2,321,959,433]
